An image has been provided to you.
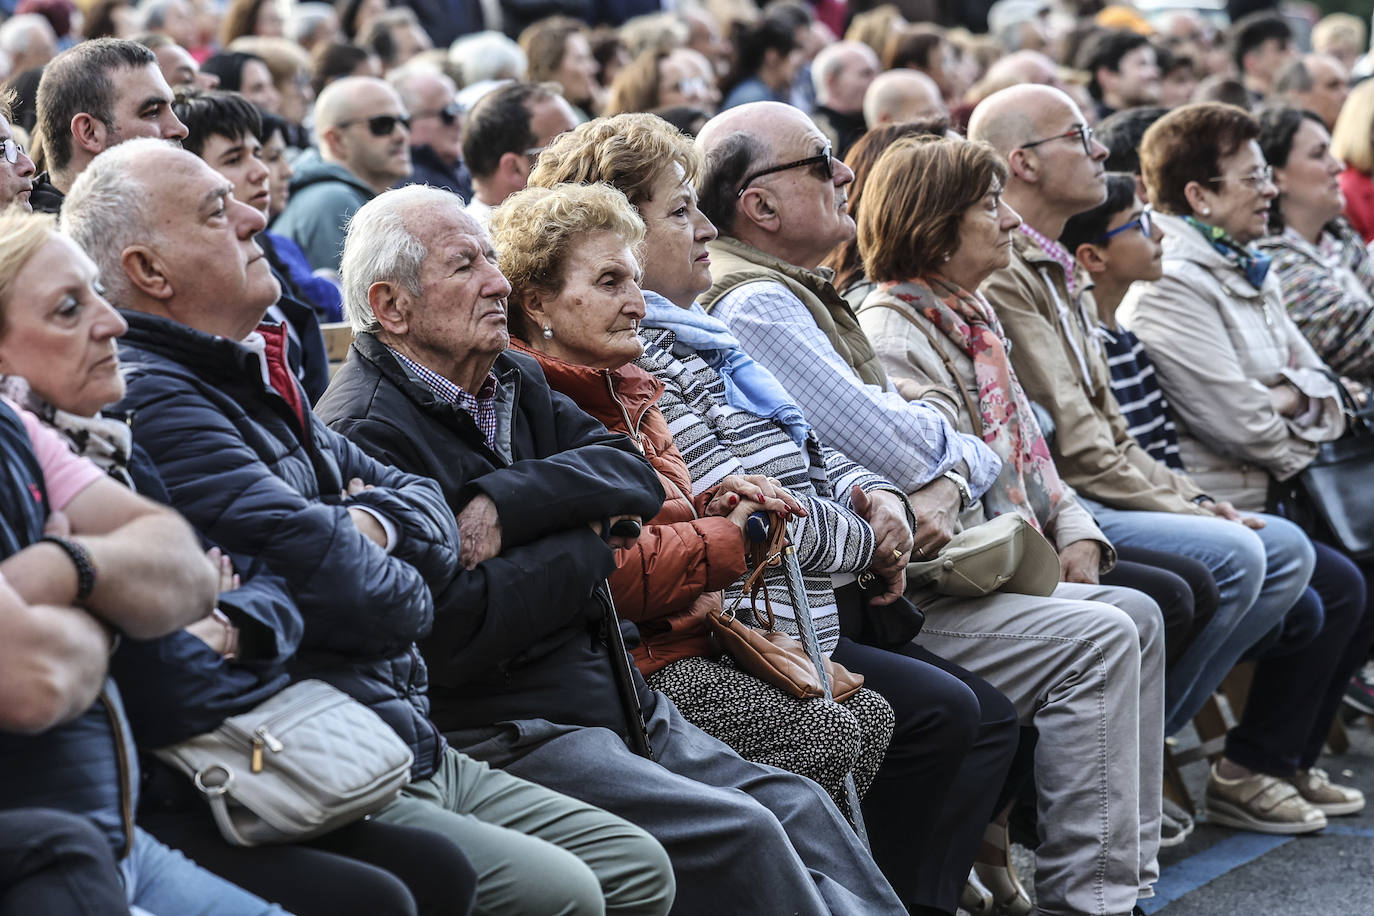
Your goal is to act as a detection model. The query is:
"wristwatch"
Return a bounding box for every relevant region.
[942,470,972,512]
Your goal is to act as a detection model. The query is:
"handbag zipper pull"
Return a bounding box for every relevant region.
[252,726,284,773]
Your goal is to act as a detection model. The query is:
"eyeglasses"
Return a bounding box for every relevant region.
[1096,206,1153,243]
[336,113,411,136]
[1208,165,1274,190]
[1019,123,1095,158]
[414,103,461,127]
[0,138,23,165]
[737,142,834,197]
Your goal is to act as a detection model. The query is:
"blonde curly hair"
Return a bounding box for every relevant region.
[488,182,646,341]
[528,112,701,208]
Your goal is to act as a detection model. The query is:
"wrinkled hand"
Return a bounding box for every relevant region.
[725,498,768,535]
[456,494,503,570]
[207,546,240,593]
[907,477,960,559]
[1058,539,1101,585]
[703,475,806,519]
[1202,499,1265,529]
[591,515,643,551]
[851,485,911,605]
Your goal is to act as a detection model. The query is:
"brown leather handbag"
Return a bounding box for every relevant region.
[706,517,864,703]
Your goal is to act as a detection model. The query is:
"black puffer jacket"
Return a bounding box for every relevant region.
[113,311,461,780]
[316,335,665,734]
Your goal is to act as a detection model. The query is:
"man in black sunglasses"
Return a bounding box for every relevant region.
[389,64,473,202]
[274,76,413,273]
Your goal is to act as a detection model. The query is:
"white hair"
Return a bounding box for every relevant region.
[0,14,55,54]
[289,3,336,44]
[137,0,187,31]
[60,138,170,308]
[449,31,526,87]
[340,185,461,334]
[387,60,455,108]
[811,41,876,105]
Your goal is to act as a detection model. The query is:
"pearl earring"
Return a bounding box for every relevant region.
[1200,206,1211,217]
[542,325,553,340]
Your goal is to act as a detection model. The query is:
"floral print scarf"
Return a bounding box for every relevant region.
[882,276,1065,531]
[1183,214,1273,289]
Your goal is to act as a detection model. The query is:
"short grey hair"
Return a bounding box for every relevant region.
[60,138,167,307]
[138,0,187,31]
[448,31,526,87]
[340,185,457,334]
[289,3,336,44]
[0,15,56,55]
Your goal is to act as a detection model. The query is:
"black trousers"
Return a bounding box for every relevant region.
[141,805,477,916]
[831,636,1020,915]
[1104,547,1219,669]
[0,808,129,916]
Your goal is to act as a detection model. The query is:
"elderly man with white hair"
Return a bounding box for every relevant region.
[809,40,878,158]
[0,13,57,75]
[314,182,908,916]
[63,137,681,916]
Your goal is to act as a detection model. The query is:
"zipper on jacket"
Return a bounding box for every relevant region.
[99,689,136,860]
[603,374,645,451]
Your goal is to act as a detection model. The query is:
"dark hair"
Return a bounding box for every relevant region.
[201,51,268,92]
[3,66,44,132]
[171,87,263,156]
[696,130,765,234]
[881,27,943,72]
[1154,43,1195,79]
[361,9,419,68]
[461,82,554,180]
[1059,172,1138,252]
[1139,101,1260,216]
[520,16,586,86]
[1229,12,1292,74]
[858,136,1008,284]
[651,104,708,137]
[821,117,951,293]
[1075,29,1152,102]
[761,0,812,32]
[722,15,796,96]
[1096,105,1167,174]
[1193,74,1251,110]
[35,37,156,173]
[335,0,383,40]
[311,41,371,96]
[256,107,289,143]
[82,0,132,39]
[1257,104,1327,232]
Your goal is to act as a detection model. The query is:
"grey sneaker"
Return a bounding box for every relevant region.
[1290,767,1366,816]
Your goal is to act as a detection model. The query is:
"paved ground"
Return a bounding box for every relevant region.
[975,715,1374,915]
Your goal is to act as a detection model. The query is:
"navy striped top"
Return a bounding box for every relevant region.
[1101,325,1185,470]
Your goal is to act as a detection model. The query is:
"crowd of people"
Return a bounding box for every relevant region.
[3,0,1374,914]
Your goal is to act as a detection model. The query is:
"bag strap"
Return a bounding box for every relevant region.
[864,301,984,436]
[193,766,253,846]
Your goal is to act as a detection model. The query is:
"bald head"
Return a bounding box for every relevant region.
[315,75,401,130]
[967,83,1072,155]
[973,49,1058,104]
[864,69,946,128]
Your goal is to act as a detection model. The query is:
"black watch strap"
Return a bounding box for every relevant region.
[39,535,96,603]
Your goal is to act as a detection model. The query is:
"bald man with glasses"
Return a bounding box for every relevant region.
[274,76,414,273]
[389,63,473,201]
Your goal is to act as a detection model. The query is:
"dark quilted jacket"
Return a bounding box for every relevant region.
[112,311,460,780]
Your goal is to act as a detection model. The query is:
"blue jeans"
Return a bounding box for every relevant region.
[122,828,289,916]
[1079,501,1314,735]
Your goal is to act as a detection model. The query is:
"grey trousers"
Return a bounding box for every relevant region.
[449,690,906,916]
[915,582,1165,916]
[377,747,675,916]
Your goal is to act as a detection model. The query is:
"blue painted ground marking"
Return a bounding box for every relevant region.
[1139,833,1292,913]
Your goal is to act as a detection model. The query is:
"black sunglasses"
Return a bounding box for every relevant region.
[737,142,834,197]
[415,103,461,126]
[337,113,411,136]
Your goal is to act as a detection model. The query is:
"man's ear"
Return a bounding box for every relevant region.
[496,150,529,189]
[121,245,171,300]
[369,280,409,335]
[320,125,348,161]
[69,113,108,159]
[1074,240,1108,276]
[1006,147,1038,185]
[737,187,780,234]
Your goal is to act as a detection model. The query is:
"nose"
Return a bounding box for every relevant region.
[92,295,129,339]
[693,207,718,243]
[163,109,189,141]
[232,197,268,236]
[833,157,855,186]
[1090,137,1109,161]
[16,150,34,179]
[482,261,512,300]
[626,286,647,319]
[1002,200,1023,231]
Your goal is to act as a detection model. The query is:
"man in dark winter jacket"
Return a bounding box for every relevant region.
[315,184,908,916]
[389,63,472,201]
[64,139,677,916]
[273,76,413,273]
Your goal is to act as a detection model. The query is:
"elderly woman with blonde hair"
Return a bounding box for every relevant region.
[515,112,1022,916]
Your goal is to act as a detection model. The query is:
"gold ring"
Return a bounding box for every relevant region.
[915,546,925,558]
[892,547,904,560]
